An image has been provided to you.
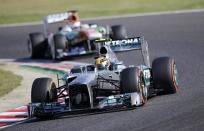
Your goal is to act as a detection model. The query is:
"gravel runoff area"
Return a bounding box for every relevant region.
[0,62,57,112]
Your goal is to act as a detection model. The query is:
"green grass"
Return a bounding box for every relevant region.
[0,0,204,24]
[21,65,66,77]
[21,65,66,85]
[0,68,22,97]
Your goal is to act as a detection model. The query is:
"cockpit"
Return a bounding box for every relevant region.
[70,65,96,74]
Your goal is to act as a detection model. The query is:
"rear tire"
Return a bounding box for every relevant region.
[110,25,127,40]
[31,78,57,103]
[152,57,179,94]
[120,67,147,105]
[52,34,67,60]
[29,32,46,59]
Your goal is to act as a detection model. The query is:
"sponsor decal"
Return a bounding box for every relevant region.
[46,12,69,23]
[104,38,140,46]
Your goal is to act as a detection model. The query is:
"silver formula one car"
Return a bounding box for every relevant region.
[28,11,128,60]
[28,37,179,119]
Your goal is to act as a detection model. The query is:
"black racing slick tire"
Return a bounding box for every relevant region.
[120,67,147,104]
[52,34,67,60]
[29,32,46,59]
[152,57,179,94]
[31,78,57,103]
[110,25,127,40]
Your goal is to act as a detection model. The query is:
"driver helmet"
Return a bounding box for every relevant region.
[95,56,110,70]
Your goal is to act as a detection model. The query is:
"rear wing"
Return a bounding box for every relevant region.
[95,37,150,67]
[43,10,78,36]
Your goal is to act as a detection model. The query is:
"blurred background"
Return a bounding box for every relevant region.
[0,0,204,24]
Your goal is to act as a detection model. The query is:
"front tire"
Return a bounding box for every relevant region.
[31,78,58,119]
[51,34,67,60]
[31,78,57,103]
[120,67,147,105]
[29,32,46,59]
[152,57,179,94]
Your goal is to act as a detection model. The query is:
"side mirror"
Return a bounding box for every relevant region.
[62,73,70,81]
[62,73,77,83]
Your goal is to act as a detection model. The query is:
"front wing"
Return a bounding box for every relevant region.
[28,92,143,118]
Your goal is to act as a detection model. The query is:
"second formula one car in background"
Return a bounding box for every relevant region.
[28,10,128,60]
[28,37,179,119]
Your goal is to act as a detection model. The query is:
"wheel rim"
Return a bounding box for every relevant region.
[172,63,179,88]
[47,82,57,102]
[139,76,147,104]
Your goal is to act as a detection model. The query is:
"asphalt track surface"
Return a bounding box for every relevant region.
[0,11,204,131]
